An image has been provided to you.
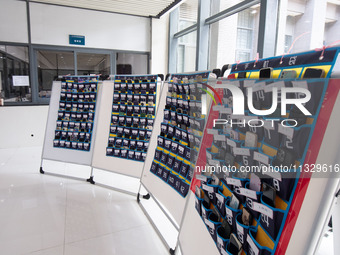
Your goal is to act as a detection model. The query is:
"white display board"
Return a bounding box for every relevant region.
[177,192,220,255]
[91,81,144,178]
[140,81,188,225]
[285,88,340,255]
[41,81,101,166]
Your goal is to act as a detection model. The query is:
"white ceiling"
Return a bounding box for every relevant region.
[29,0,182,18]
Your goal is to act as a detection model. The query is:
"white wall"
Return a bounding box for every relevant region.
[29,3,150,52]
[0,1,170,73]
[1,0,151,52]
[276,0,288,56]
[0,0,28,43]
[0,106,48,148]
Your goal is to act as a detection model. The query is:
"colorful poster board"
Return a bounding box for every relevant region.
[178,47,340,255]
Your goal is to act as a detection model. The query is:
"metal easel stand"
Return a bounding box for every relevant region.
[136,182,180,254]
[86,167,95,184]
[39,158,92,183]
[333,189,340,254]
[88,167,139,197]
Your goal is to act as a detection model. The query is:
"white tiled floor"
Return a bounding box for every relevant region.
[0,147,168,255]
[0,146,336,255]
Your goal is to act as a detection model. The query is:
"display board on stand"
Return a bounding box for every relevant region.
[140,71,212,227]
[41,76,101,172]
[91,75,160,179]
[176,47,340,255]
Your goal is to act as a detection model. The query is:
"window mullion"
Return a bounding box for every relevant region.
[74,51,78,76]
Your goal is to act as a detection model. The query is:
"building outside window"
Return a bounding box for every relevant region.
[176,0,198,73]
[277,0,340,56]
[235,8,257,62]
[177,31,197,73]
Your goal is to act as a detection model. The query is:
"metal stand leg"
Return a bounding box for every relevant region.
[86,167,95,184]
[137,192,150,203]
[143,193,150,199]
[39,159,45,174]
[86,176,95,184]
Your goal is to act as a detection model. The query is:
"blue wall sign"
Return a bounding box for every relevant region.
[69,35,85,45]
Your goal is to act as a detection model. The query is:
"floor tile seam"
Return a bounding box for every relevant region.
[64,231,115,247]
[22,244,63,255]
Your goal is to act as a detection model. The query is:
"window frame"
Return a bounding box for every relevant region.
[0,41,150,106]
[168,0,279,73]
[0,41,31,106]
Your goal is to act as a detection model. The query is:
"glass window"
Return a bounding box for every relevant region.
[209,5,260,69]
[116,53,148,74]
[235,9,257,62]
[0,45,30,103]
[284,34,293,53]
[210,0,245,16]
[177,31,197,73]
[77,52,110,76]
[37,50,74,98]
[178,0,198,31]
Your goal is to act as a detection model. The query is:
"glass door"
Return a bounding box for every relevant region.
[76,52,110,76]
[36,50,75,99]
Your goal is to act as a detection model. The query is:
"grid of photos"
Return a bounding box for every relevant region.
[106,75,158,162]
[149,72,211,198]
[53,76,98,151]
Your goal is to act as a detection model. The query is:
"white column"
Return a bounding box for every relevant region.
[151,14,169,75]
[195,0,211,71]
[276,0,288,56]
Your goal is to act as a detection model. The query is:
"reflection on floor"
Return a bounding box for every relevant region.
[0,147,168,255]
[316,227,334,255]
